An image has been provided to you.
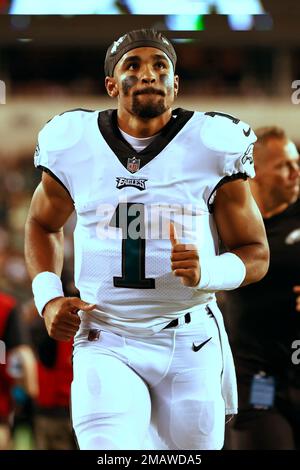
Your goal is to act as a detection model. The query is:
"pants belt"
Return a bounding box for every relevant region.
[163,312,191,329]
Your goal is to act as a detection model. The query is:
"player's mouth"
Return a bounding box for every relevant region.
[134,88,165,97]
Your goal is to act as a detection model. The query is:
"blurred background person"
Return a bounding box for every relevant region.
[223,126,300,449]
[26,273,77,450]
[0,292,38,449]
[30,314,76,450]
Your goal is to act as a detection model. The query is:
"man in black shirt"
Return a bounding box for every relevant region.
[224,126,300,449]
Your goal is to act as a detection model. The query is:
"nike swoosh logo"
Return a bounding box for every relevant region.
[192,337,212,352]
[243,127,251,137]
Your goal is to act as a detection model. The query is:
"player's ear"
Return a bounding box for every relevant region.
[174,75,179,98]
[105,76,119,98]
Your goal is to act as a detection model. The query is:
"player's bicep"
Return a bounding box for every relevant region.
[27,172,74,232]
[213,179,266,250]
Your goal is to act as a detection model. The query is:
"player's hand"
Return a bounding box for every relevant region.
[170,222,201,287]
[293,286,300,312]
[43,296,96,341]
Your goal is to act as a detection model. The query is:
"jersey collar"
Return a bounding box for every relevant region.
[98,108,194,173]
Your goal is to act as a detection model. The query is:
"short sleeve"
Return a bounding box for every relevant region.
[34,112,84,199]
[222,141,255,179]
[200,112,257,209]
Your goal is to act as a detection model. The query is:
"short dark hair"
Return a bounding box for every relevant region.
[254,126,286,145]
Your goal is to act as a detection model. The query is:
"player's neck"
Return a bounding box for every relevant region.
[117,108,173,137]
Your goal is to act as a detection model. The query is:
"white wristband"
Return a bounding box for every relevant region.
[32,271,64,316]
[196,252,246,291]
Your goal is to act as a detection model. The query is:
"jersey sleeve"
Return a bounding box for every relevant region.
[200,112,257,208]
[34,111,84,200]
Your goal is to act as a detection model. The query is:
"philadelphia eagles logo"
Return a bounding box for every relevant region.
[241,143,254,165]
[116,177,147,191]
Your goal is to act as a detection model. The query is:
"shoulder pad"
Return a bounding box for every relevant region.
[38,109,93,152]
[200,111,256,153]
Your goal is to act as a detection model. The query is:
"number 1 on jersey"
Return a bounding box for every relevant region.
[109,203,155,289]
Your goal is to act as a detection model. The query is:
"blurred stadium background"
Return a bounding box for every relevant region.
[0,0,299,450]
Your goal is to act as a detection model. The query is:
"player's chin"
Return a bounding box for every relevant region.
[132,96,167,118]
[133,105,166,119]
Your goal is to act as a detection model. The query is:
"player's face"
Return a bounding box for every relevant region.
[259,138,300,205]
[106,47,179,119]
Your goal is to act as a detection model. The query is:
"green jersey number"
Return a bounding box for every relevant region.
[109,203,155,289]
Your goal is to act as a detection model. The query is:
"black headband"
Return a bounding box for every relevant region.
[104,29,177,77]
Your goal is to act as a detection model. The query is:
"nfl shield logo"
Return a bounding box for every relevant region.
[127,157,140,174]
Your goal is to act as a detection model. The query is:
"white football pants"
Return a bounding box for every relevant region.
[71,305,225,450]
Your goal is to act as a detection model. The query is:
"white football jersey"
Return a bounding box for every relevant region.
[34,108,256,335]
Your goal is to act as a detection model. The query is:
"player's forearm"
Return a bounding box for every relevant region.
[232,242,269,286]
[24,217,64,280]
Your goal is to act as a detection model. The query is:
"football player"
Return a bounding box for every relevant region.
[25,29,269,450]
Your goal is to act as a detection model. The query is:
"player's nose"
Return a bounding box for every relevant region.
[140,64,156,84]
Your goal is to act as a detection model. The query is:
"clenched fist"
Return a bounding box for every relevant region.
[170,222,201,287]
[43,296,96,341]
